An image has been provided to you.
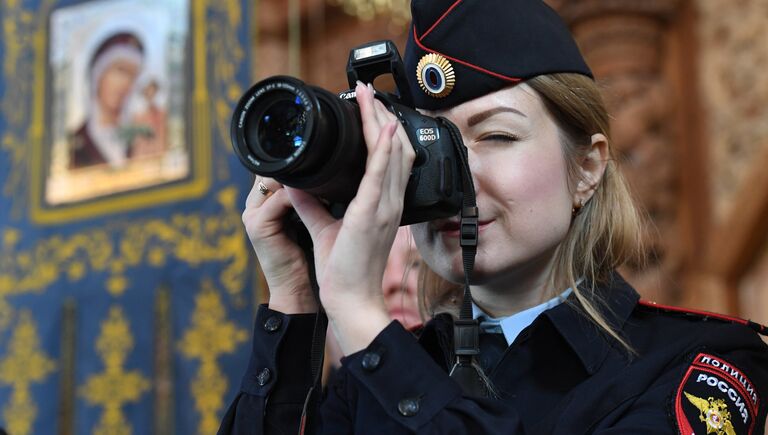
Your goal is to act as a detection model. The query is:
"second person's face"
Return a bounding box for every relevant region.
[382,227,422,329]
[412,84,574,290]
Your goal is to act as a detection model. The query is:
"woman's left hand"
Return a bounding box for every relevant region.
[286,82,416,355]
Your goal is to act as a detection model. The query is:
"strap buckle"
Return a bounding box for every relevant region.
[453,318,480,356]
[460,206,478,247]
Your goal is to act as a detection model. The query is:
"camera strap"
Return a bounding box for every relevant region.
[296,228,326,435]
[437,117,489,398]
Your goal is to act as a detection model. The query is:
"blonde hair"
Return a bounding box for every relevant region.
[418,73,646,351]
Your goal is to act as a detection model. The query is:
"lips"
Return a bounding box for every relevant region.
[434,218,495,236]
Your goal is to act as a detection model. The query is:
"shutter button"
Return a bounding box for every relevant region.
[397,397,420,417]
[361,351,382,371]
[256,368,271,386]
[263,316,282,332]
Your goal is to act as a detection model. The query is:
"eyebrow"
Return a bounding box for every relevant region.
[466,107,527,127]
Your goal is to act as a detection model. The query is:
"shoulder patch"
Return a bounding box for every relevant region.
[638,299,768,336]
[674,352,761,434]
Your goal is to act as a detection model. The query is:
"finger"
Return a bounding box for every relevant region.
[372,97,398,129]
[384,121,415,188]
[245,177,282,208]
[352,121,397,213]
[285,187,336,240]
[370,98,413,186]
[386,124,404,204]
[245,178,264,208]
[398,127,416,186]
[242,188,294,239]
[356,82,383,151]
[253,187,291,221]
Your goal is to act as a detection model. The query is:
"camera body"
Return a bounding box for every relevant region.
[231,40,464,225]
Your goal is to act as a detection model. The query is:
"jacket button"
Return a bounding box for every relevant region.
[256,368,271,386]
[263,315,282,332]
[361,351,381,371]
[397,397,420,417]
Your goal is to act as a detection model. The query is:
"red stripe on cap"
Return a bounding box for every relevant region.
[638,299,750,326]
[413,26,522,84]
[420,0,464,40]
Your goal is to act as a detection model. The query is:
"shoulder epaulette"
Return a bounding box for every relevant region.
[638,299,768,336]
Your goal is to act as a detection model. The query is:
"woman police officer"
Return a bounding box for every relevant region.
[220,0,768,433]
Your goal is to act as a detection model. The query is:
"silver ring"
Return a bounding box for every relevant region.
[258,181,271,196]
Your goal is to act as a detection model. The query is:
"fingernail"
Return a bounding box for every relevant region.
[356,80,364,88]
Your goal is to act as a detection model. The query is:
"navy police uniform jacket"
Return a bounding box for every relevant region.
[218,274,768,434]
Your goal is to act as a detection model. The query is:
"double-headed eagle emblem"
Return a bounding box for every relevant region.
[684,392,736,435]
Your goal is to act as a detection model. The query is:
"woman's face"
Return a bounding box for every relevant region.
[97,58,141,115]
[412,84,574,287]
[382,227,422,329]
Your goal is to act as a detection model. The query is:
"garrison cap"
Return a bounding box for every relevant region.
[404,0,593,110]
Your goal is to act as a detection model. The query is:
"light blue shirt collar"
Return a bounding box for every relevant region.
[472,288,573,346]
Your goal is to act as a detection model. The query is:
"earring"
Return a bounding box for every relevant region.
[572,198,585,216]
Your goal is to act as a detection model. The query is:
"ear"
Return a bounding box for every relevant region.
[573,133,608,208]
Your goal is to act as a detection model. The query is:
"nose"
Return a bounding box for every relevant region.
[381,256,403,297]
[461,143,483,197]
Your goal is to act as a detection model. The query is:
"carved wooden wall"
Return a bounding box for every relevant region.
[695,0,768,325]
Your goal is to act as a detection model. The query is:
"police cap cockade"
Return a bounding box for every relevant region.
[404,0,593,110]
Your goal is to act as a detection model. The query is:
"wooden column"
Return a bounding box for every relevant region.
[670,0,732,313]
[703,144,768,313]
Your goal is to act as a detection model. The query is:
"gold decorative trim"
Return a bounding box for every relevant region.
[0,187,249,304]
[80,306,151,435]
[416,53,456,98]
[206,0,247,162]
[0,310,57,435]
[1,0,55,219]
[178,281,248,434]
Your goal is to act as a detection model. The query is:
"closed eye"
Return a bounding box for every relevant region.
[480,133,520,143]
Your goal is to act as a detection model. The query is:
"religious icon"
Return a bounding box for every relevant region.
[46,0,190,205]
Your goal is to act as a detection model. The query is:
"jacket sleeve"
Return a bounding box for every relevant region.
[320,321,525,434]
[218,304,318,435]
[585,330,768,435]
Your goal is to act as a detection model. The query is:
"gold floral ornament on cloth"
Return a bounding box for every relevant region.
[416,53,456,98]
[79,306,150,435]
[178,282,248,434]
[0,310,56,435]
[0,187,249,306]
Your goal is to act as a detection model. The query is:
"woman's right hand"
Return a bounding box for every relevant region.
[242,177,318,313]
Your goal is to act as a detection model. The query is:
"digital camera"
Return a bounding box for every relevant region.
[230,40,465,225]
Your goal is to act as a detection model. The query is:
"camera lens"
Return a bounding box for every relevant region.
[231,76,366,204]
[245,91,308,161]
